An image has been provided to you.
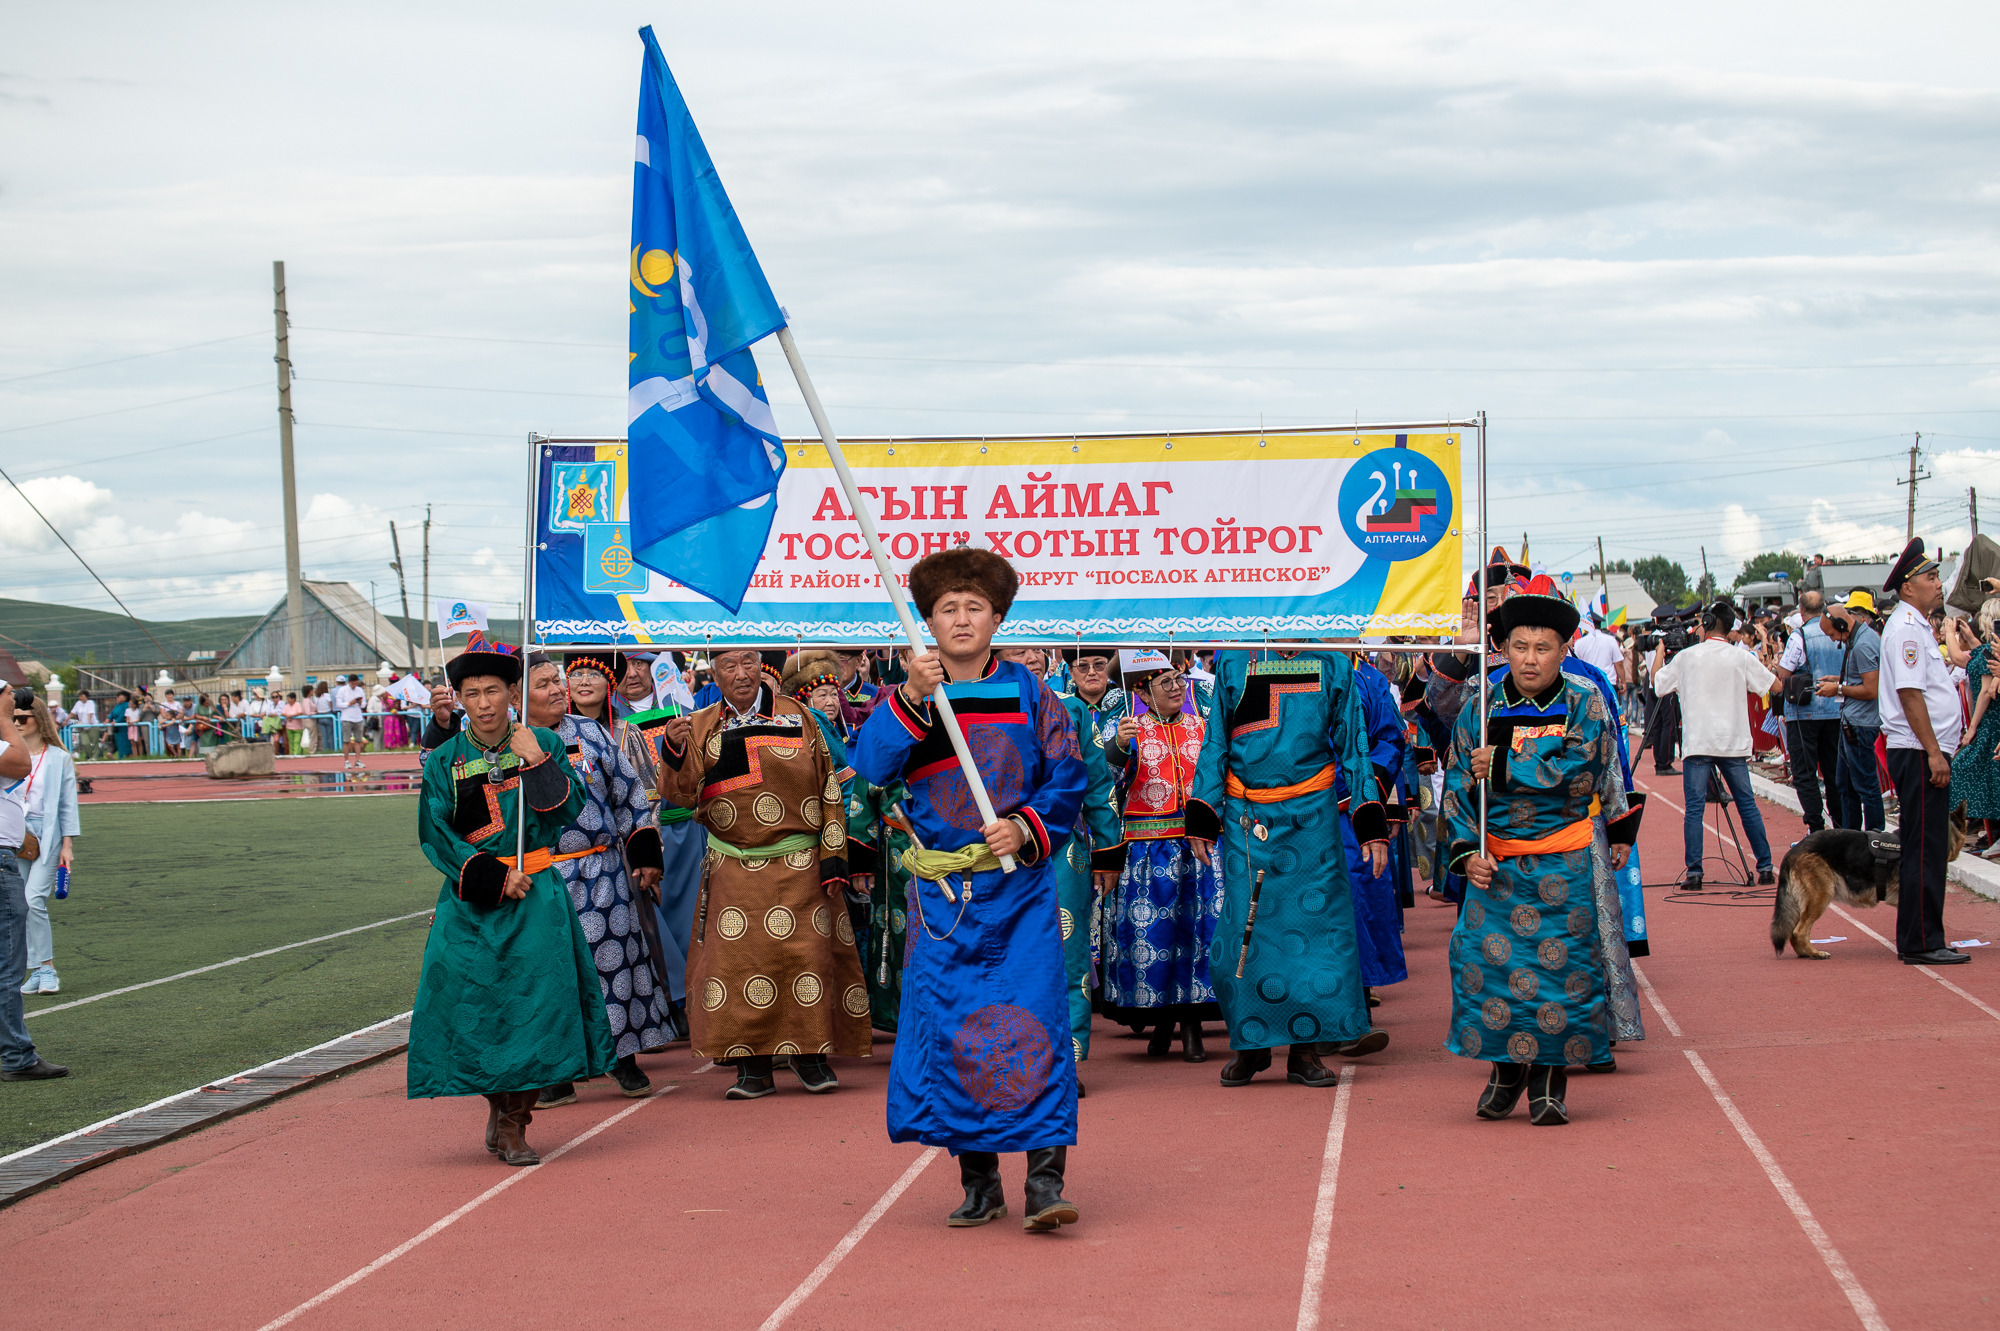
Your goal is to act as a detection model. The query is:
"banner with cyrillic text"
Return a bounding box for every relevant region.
[532,428,1463,645]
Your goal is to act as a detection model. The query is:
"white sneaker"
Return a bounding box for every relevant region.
[18,967,51,995]
[39,968,59,994]
[17,974,39,996]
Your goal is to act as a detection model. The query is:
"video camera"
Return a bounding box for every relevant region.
[1637,605,1703,661]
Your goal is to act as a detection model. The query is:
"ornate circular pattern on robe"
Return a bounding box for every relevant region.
[1506,799,1536,827]
[1537,937,1569,969]
[1537,874,1566,906]
[764,906,796,939]
[744,975,777,1008]
[724,1044,755,1059]
[1537,1001,1567,1034]
[1481,997,1511,1029]
[1569,773,1595,797]
[1511,904,1541,937]
[1067,841,1087,870]
[708,799,738,830]
[1506,1032,1539,1063]
[753,793,785,825]
[1459,962,1485,995]
[1442,790,1460,819]
[951,1003,1056,1112]
[706,730,723,759]
[785,849,814,871]
[1459,1025,1482,1057]
[1567,907,1593,937]
[717,907,749,940]
[812,904,832,936]
[1141,778,1171,809]
[1060,907,1074,940]
[1288,1012,1321,1042]
[1073,1036,1084,1060]
[824,820,846,851]
[793,973,823,1006]
[842,984,870,1017]
[775,1041,801,1055]
[1564,1034,1593,1065]
[1481,933,1512,965]
[1464,900,1486,929]
[742,857,769,872]
[1238,1016,1270,1047]
[823,771,840,802]
[701,978,726,1011]
[1256,973,1290,1004]
[1508,967,1538,1000]
[836,911,857,946]
[1566,970,1591,1001]
[1297,886,1330,916]
[1140,736,1169,766]
[801,796,823,827]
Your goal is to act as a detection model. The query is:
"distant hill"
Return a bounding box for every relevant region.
[0,597,264,666]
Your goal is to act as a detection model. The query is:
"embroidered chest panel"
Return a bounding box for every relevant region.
[1229,657,1323,739]
[449,749,525,843]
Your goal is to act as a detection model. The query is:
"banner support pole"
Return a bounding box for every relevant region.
[518,434,542,870]
[1475,410,1488,861]
[774,325,1017,873]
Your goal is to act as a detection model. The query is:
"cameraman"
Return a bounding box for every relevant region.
[1653,599,1779,890]
[1822,592,1883,831]
[1772,590,1847,833]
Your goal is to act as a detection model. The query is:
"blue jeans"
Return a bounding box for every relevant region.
[0,849,38,1071]
[1834,725,1885,832]
[1682,755,1774,875]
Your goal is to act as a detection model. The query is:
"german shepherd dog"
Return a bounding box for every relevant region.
[1771,809,1966,959]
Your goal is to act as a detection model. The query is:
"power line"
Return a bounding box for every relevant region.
[0,462,175,660]
[0,332,264,385]
[0,382,267,435]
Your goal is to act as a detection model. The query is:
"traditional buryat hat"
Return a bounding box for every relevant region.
[562,649,626,685]
[1065,645,1117,663]
[908,546,1019,619]
[780,650,842,703]
[447,630,523,688]
[1489,574,1581,647]
[1883,537,1939,593]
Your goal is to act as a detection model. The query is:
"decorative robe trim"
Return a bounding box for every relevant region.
[457,851,508,908]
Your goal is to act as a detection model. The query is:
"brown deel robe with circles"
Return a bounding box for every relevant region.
[656,688,871,1059]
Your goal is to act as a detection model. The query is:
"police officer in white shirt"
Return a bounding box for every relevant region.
[1877,539,1968,965]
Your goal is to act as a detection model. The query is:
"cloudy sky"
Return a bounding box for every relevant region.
[5,1,2000,629]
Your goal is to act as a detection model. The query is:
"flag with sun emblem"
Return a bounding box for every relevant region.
[626,25,787,612]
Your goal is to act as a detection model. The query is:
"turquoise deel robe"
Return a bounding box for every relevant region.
[852,658,1087,1154]
[1442,675,1639,1067]
[409,727,618,1097]
[1341,661,1409,987]
[1054,683,1125,1059]
[1186,651,1387,1052]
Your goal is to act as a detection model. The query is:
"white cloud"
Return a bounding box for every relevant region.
[0,475,114,553]
[1720,504,1767,562]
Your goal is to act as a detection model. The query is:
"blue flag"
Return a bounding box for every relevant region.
[626,25,787,613]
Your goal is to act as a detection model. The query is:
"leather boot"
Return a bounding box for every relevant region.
[726,1055,777,1100]
[483,1094,504,1154]
[1219,1047,1272,1087]
[786,1054,839,1094]
[1021,1147,1079,1232]
[611,1054,651,1097]
[1146,1020,1174,1057]
[1475,1062,1528,1120]
[1286,1045,1339,1087]
[1527,1065,1569,1126]
[494,1090,541,1166]
[946,1151,1006,1227]
[1181,1019,1206,1063]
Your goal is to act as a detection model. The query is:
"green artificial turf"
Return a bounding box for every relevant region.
[4,796,439,1155]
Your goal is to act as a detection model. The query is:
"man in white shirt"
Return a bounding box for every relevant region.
[0,684,65,1081]
[1571,613,1623,679]
[1653,599,1779,890]
[334,675,368,768]
[1876,540,1968,965]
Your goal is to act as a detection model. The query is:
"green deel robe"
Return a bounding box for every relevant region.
[408,727,619,1098]
[1055,685,1126,1060]
[846,775,912,1032]
[1441,676,1632,1068]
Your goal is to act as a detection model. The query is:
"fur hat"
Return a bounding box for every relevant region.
[780,649,843,703]
[908,546,1019,619]
[1489,575,1580,646]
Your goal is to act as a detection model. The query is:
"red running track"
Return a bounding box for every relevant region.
[77,754,423,804]
[6,776,1999,1329]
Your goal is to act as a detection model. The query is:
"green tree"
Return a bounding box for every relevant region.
[1589,558,1632,576]
[1630,555,1689,606]
[1732,550,1806,589]
[57,653,98,697]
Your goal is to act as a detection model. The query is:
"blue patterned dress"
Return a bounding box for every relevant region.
[1053,685,1124,1059]
[554,714,672,1059]
[1441,676,1637,1067]
[852,658,1087,1154]
[1186,651,1385,1052]
[1103,709,1222,1010]
[1343,662,1409,988]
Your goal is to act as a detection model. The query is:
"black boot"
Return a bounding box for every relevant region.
[786,1053,840,1093]
[612,1054,651,1098]
[1527,1065,1569,1126]
[537,1082,578,1108]
[1181,1019,1206,1063]
[1146,1019,1174,1057]
[726,1055,777,1100]
[1286,1045,1339,1087]
[1022,1147,1079,1232]
[483,1093,504,1154]
[1475,1062,1528,1120]
[946,1151,1006,1227]
[1219,1047,1272,1087]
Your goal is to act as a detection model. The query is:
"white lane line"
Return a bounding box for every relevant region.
[253,1087,673,1331]
[26,910,434,1019]
[1684,1051,1889,1331]
[1628,960,1684,1038]
[757,1146,942,1331]
[0,1010,412,1168]
[1294,1064,1358,1331]
[1829,904,2000,1025]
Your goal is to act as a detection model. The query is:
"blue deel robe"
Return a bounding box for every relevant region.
[1342,662,1409,987]
[1186,651,1386,1052]
[851,658,1088,1154]
[1443,675,1639,1066]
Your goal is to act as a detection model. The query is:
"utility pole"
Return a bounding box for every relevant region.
[1699,545,1712,600]
[1971,487,1980,540]
[272,262,309,684]
[1899,432,1930,544]
[389,521,414,671]
[369,580,381,665]
[1596,536,1609,592]
[421,504,433,674]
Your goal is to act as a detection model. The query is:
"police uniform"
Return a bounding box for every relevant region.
[1877,539,1966,963]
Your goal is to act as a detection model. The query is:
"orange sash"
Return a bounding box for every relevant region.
[499,846,599,874]
[1225,763,1338,804]
[1484,817,1594,861]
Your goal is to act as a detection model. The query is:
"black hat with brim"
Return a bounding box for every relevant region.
[447,631,524,688]
[1883,537,1939,593]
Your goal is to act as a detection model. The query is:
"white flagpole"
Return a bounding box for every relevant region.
[774,325,1017,873]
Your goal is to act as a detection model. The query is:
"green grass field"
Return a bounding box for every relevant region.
[6,796,438,1156]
